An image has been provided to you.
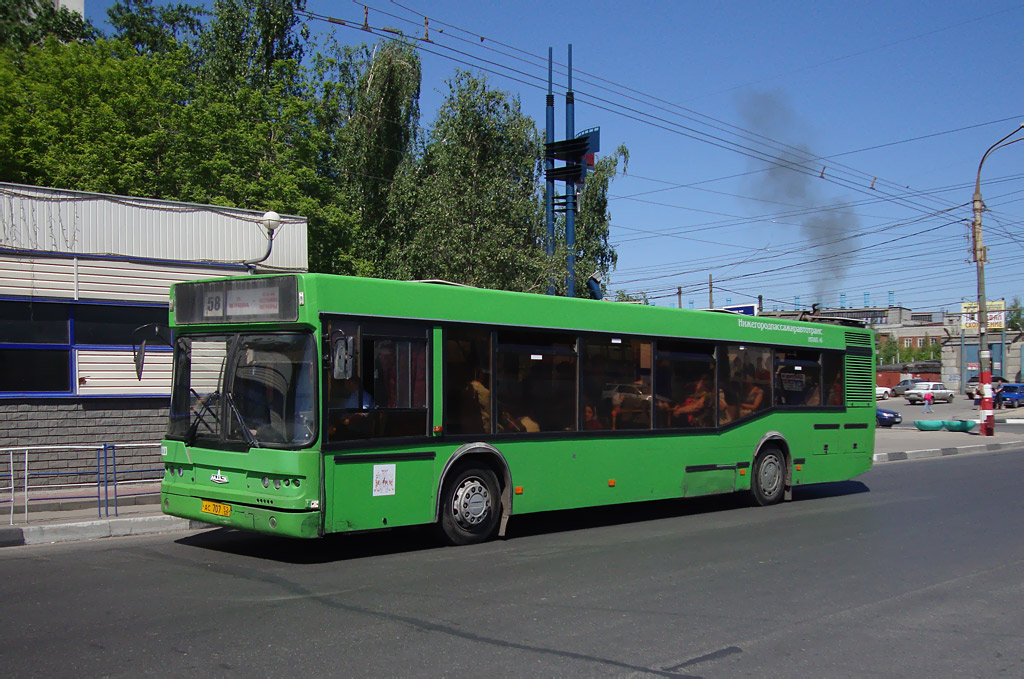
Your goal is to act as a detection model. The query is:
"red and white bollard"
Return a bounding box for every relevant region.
[979,366,995,437]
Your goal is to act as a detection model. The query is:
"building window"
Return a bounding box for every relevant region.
[0,299,167,396]
[0,349,71,392]
[74,304,167,345]
[903,338,913,348]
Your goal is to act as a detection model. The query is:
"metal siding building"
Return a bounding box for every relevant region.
[0,182,308,458]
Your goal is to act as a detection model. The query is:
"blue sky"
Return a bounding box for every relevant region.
[85,1,1024,313]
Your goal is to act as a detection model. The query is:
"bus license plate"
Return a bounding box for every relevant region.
[201,500,231,517]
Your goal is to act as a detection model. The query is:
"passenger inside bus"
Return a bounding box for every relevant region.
[738,366,766,417]
[667,374,716,428]
[718,389,735,425]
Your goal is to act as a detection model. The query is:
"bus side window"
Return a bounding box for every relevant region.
[773,349,822,407]
[720,344,771,422]
[822,352,844,406]
[446,328,492,435]
[323,318,430,441]
[653,340,714,429]
[495,330,577,433]
[581,337,652,431]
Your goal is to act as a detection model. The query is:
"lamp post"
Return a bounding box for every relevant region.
[244,210,283,271]
[972,123,1024,436]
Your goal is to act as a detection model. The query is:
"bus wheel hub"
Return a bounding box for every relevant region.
[453,477,491,528]
[760,456,782,494]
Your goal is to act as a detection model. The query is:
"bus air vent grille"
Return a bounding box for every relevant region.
[845,354,874,406]
[844,331,872,347]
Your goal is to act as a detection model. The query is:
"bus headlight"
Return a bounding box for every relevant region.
[262,476,270,488]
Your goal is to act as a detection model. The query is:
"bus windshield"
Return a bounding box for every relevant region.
[168,332,317,448]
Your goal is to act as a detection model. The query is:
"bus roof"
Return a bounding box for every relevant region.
[171,273,870,351]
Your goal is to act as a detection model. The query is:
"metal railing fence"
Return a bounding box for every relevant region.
[2,442,163,525]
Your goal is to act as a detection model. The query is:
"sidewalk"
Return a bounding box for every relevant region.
[3,427,1023,549]
[874,424,1023,462]
[0,482,209,548]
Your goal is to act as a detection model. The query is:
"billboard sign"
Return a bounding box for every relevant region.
[961,300,1005,331]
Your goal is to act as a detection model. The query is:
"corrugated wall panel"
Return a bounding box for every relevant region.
[75,259,237,303]
[192,342,227,393]
[0,257,77,298]
[77,349,172,395]
[0,182,307,269]
[0,254,257,303]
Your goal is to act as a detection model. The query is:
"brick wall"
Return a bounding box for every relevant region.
[0,398,168,486]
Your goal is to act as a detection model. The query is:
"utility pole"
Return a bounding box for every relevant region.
[677,286,682,309]
[972,122,1024,436]
[708,274,713,308]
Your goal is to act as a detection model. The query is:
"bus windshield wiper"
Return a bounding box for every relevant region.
[185,390,220,446]
[225,391,260,449]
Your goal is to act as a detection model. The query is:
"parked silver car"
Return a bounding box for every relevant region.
[904,382,955,404]
[892,378,924,396]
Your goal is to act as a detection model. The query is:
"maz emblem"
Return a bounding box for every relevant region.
[210,470,229,484]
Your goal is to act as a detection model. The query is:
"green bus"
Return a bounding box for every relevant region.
[154,273,874,544]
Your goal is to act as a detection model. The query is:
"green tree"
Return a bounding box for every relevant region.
[0,35,361,274]
[0,0,97,51]
[107,0,203,55]
[878,336,898,365]
[0,38,190,194]
[196,0,307,89]
[387,71,552,290]
[613,289,649,304]
[346,39,421,275]
[1007,296,1023,332]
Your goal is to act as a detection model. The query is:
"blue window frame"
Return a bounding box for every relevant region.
[0,298,168,397]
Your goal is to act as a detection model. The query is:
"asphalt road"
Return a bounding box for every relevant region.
[2,450,1023,678]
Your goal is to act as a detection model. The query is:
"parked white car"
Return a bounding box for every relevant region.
[876,386,892,400]
[904,382,955,404]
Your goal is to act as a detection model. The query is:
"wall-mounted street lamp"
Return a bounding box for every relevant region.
[244,210,282,271]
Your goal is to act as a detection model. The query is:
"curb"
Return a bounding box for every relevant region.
[1,516,213,548]
[873,440,1024,463]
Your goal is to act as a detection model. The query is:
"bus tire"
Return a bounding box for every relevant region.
[438,465,501,546]
[751,445,785,506]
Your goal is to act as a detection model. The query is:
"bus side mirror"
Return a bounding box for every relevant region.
[332,336,354,380]
[134,339,148,380]
[131,323,173,381]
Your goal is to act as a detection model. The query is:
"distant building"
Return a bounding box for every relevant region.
[760,305,912,326]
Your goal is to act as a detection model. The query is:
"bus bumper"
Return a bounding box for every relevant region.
[161,492,322,539]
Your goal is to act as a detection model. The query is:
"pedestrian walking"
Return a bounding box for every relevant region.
[923,389,934,413]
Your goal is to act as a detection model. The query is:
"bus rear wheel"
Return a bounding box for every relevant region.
[438,465,501,546]
[751,446,785,506]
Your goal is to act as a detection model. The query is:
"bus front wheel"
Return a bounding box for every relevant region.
[438,465,501,545]
[751,446,785,506]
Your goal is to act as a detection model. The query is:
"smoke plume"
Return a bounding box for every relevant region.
[736,90,860,304]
